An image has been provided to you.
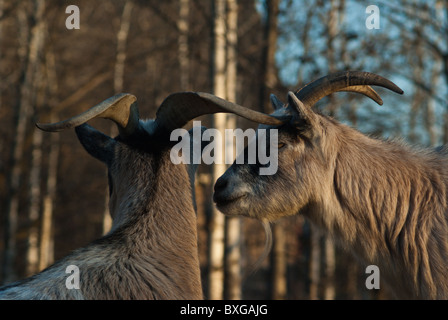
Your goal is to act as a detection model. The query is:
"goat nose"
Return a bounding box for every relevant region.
[214,176,228,193]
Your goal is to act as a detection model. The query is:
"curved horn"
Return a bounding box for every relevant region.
[36,93,139,138]
[335,85,383,105]
[295,71,403,107]
[154,92,285,132]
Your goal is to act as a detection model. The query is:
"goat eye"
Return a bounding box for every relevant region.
[277,142,286,149]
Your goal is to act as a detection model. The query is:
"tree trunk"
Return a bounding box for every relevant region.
[271,220,287,299]
[323,237,335,299]
[114,0,133,94]
[441,2,448,144]
[178,0,190,90]
[103,0,134,235]
[425,61,440,146]
[321,0,339,299]
[38,46,60,271]
[296,3,313,87]
[25,0,46,277]
[26,124,43,276]
[223,0,240,300]
[258,0,287,300]
[39,126,58,270]
[3,0,44,283]
[309,226,321,300]
[208,0,227,300]
[259,0,279,112]
[408,25,425,144]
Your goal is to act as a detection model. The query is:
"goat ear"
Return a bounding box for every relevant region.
[287,92,318,130]
[75,123,115,165]
[270,94,284,110]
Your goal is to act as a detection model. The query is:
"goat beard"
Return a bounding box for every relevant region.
[243,219,273,279]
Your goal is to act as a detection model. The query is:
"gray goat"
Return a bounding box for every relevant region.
[0,91,279,300]
[213,71,448,299]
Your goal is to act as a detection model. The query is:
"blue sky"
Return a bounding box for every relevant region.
[256,0,447,145]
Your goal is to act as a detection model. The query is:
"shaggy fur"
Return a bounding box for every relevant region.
[214,99,448,299]
[0,124,203,300]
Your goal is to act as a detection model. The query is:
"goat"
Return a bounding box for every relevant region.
[0,91,279,299]
[212,71,448,299]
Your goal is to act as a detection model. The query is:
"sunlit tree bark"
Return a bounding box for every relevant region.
[3,0,45,283]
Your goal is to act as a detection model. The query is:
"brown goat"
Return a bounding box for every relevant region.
[0,93,208,299]
[0,91,282,299]
[213,71,448,299]
[1,85,293,299]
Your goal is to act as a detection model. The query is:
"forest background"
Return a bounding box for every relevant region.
[0,0,446,299]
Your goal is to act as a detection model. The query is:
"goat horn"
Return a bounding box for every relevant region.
[295,71,404,107]
[154,92,285,132]
[36,93,139,138]
[335,85,383,105]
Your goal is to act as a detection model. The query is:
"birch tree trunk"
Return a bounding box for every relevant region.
[3,0,44,283]
[208,0,227,300]
[259,0,279,112]
[439,2,448,144]
[178,0,190,90]
[271,220,287,299]
[103,0,134,235]
[223,0,240,300]
[38,45,60,271]
[39,124,58,271]
[323,237,335,299]
[114,0,133,94]
[425,61,440,147]
[408,25,425,144]
[259,0,287,300]
[208,0,239,300]
[321,0,341,299]
[309,227,321,300]
[26,115,43,276]
[25,2,47,275]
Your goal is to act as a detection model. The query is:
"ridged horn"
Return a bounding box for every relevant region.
[295,71,403,107]
[36,93,139,138]
[153,92,285,132]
